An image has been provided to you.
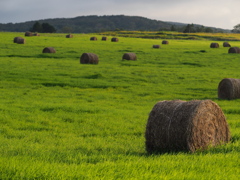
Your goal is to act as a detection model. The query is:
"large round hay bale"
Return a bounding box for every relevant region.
[90,37,97,41]
[162,40,169,44]
[153,45,160,48]
[111,38,119,42]
[122,53,137,61]
[218,78,240,99]
[145,100,230,153]
[223,42,231,47]
[42,47,56,53]
[66,34,73,38]
[25,31,33,36]
[210,43,219,48]
[80,53,99,64]
[228,47,240,53]
[14,37,25,43]
[102,37,107,41]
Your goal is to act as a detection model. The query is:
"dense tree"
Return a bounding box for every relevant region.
[232,24,240,33]
[29,22,56,33]
[42,23,56,33]
[30,22,42,32]
[183,24,195,33]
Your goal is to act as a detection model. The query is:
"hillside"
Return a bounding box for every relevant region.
[0,15,230,33]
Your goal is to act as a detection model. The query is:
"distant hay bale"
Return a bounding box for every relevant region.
[223,42,231,47]
[102,37,107,41]
[80,53,99,64]
[42,47,56,53]
[228,47,240,53]
[14,37,25,44]
[153,45,160,48]
[145,100,230,153]
[218,78,240,100]
[90,37,97,41]
[33,33,40,36]
[210,43,219,48]
[66,34,73,38]
[122,53,137,61]
[111,38,119,42]
[25,31,33,36]
[162,40,169,44]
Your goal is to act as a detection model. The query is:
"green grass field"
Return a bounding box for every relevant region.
[0,32,239,179]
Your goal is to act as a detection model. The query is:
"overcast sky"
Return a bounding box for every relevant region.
[0,0,239,29]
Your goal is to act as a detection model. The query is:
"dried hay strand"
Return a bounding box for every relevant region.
[42,47,56,53]
[228,47,240,53]
[218,78,240,99]
[122,53,137,61]
[25,31,33,36]
[111,38,119,42]
[80,53,99,64]
[223,42,231,47]
[162,40,169,44]
[14,37,25,44]
[102,37,107,41]
[210,43,219,48]
[90,37,97,41]
[153,45,160,48]
[145,99,230,153]
[66,34,73,38]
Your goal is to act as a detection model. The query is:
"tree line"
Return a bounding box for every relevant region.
[30,22,56,33]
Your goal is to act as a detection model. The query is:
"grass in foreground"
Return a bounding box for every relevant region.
[0,32,239,179]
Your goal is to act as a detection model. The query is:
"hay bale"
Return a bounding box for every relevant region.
[102,37,107,41]
[223,42,231,47]
[218,78,240,99]
[145,100,230,153]
[122,53,137,61]
[111,38,119,42]
[42,47,56,53]
[25,31,33,36]
[228,47,240,53]
[153,45,160,48]
[90,37,97,41]
[210,43,219,48]
[162,40,169,44]
[14,37,25,43]
[80,53,99,64]
[66,34,73,38]
[33,33,40,36]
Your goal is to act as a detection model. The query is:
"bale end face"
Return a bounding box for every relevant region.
[218,78,240,99]
[111,38,119,42]
[223,42,231,47]
[122,53,137,61]
[42,47,56,53]
[145,100,230,153]
[228,47,240,53]
[25,31,33,36]
[162,40,169,44]
[14,37,25,44]
[153,45,160,48]
[210,43,219,48]
[66,34,73,38]
[80,53,99,64]
[90,37,97,41]
[102,37,107,41]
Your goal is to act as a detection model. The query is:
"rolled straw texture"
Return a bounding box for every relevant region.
[218,78,240,99]
[145,100,230,153]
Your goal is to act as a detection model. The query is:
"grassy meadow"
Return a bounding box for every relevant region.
[0,32,240,179]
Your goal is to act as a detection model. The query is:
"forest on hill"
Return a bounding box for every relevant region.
[0,15,230,33]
